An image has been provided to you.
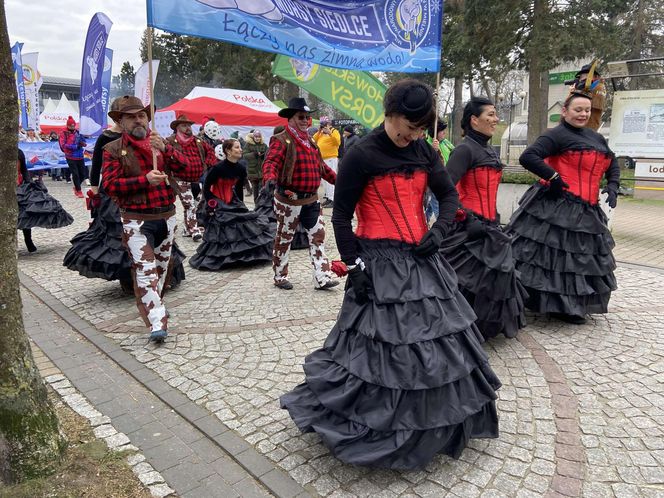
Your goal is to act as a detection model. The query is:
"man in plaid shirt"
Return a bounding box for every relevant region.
[102,96,191,343]
[262,97,339,291]
[165,114,216,241]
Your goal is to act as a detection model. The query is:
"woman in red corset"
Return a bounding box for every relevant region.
[507,91,620,324]
[189,139,273,270]
[280,80,501,470]
[439,97,527,340]
[16,148,73,253]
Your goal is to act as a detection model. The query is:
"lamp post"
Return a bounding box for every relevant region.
[498,90,526,165]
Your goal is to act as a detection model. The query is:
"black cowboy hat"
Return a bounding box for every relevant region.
[278,97,316,119]
[575,62,601,78]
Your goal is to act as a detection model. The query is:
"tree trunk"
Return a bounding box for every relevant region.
[0,4,66,484]
[451,76,464,144]
[526,0,550,145]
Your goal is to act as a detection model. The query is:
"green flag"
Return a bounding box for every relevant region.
[272,55,386,129]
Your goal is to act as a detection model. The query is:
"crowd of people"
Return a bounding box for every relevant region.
[16,66,618,469]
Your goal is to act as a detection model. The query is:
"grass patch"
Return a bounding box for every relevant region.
[0,389,151,498]
[501,171,538,184]
[619,196,664,207]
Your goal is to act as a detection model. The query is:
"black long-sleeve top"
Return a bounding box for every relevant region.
[445,128,501,184]
[520,120,619,186]
[90,130,122,186]
[332,124,459,264]
[18,149,29,184]
[203,159,246,203]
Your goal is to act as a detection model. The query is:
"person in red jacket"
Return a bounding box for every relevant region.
[166,114,217,242]
[102,96,192,343]
[58,116,87,197]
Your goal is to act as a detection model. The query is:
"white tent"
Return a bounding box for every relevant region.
[41,97,56,114]
[38,93,79,133]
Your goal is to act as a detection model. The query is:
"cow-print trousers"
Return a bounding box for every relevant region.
[121,213,177,332]
[177,180,203,237]
[273,197,333,288]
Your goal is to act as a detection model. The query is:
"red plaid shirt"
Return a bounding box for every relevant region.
[167,136,217,182]
[263,128,336,194]
[102,133,189,211]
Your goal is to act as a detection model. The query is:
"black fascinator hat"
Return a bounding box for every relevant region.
[384,79,436,128]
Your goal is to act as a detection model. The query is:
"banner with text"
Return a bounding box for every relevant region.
[22,52,43,130]
[609,89,664,159]
[79,12,113,136]
[19,140,95,171]
[273,55,385,128]
[11,42,29,128]
[100,48,114,129]
[134,59,160,106]
[147,0,443,73]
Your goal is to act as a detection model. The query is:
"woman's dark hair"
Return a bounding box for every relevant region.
[563,91,592,109]
[222,138,239,155]
[273,125,285,135]
[383,78,436,128]
[427,120,447,137]
[461,97,495,135]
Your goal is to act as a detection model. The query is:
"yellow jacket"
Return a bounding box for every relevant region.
[313,128,341,159]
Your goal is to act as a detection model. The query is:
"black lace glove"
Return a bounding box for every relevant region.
[347,265,372,304]
[545,173,569,200]
[602,183,618,208]
[414,226,444,257]
[465,216,487,240]
[261,179,276,197]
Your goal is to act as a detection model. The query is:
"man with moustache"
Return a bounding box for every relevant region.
[262,97,339,291]
[102,96,192,343]
[165,114,217,241]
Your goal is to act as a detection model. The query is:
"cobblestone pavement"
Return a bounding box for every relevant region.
[19,179,664,497]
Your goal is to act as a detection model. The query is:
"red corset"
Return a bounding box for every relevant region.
[456,166,501,221]
[545,150,611,204]
[210,178,236,203]
[355,170,428,244]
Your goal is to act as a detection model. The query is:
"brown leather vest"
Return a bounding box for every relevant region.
[103,137,149,206]
[272,131,327,185]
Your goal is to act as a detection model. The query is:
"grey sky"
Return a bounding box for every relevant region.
[6,0,146,79]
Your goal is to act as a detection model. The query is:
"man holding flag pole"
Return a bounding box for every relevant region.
[102,96,191,344]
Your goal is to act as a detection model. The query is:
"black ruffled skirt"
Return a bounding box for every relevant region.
[189,198,273,270]
[440,219,527,339]
[17,181,73,229]
[254,187,309,250]
[280,239,501,470]
[506,183,617,316]
[63,192,186,286]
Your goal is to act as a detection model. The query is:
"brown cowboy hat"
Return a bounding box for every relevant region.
[108,95,151,121]
[170,114,195,130]
[278,97,316,119]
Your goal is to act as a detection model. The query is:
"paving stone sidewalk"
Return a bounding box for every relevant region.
[18,179,664,497]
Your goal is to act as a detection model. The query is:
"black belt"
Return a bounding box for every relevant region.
[123,205,174,215]
[276,187,316,200]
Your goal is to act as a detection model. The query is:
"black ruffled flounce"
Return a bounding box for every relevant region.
[17,181,73,229]
[63,192,186,287]
[439,221,527,339]
[254,188,309,250]
[190,199,273,270]
[506,183,617,316]
[280,239,501,470]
